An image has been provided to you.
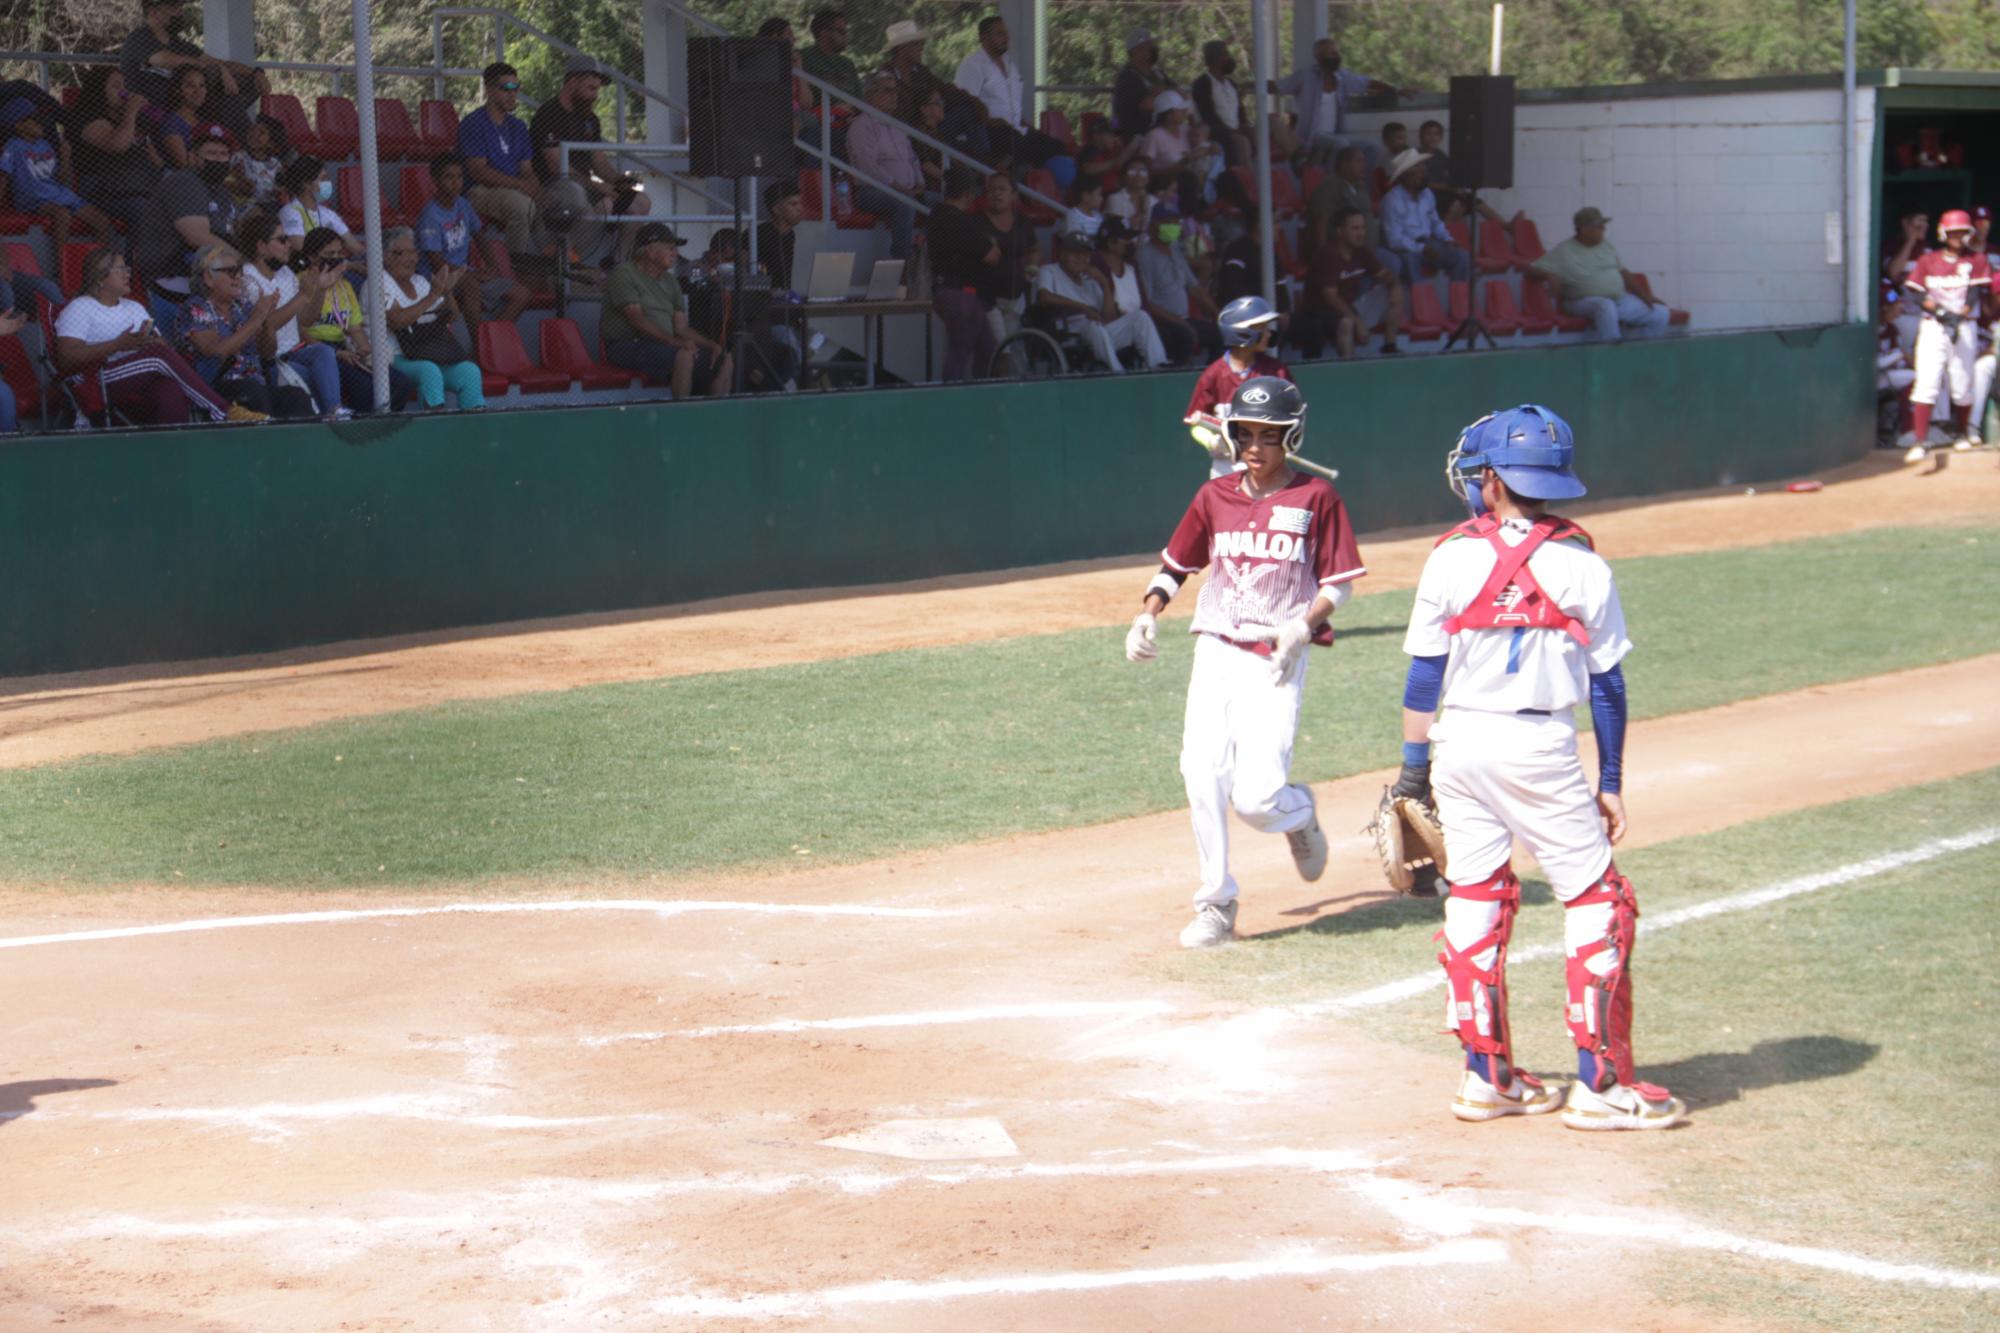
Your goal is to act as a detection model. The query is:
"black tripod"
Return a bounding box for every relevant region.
[1442,192,1496,353]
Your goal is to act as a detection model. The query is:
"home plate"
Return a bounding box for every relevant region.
[820,1117,1020,1161]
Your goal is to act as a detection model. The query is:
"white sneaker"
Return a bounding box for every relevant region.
[1954,437,1975,452]
[1179,900,1238,949]
[1452,1069,1564,1122]
[1285,791,1328,883]
[1903,442,1929,464]
[1561,1079,1686,1131]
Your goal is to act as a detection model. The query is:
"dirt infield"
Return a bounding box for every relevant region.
[4,454,1996,770]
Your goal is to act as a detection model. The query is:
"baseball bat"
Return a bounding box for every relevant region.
[1188,419,1340,483]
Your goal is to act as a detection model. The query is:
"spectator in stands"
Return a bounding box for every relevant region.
[1105,159,1154,231]
[1881,209,1928,280]
[802,10,863,113]
[910,87,951,195]
[1093,220,1168,369]
[379,227,483,411]
[1276,38,1403,169]
[1,99,116,253]
[0,246,61,316]
[1139,92,1198,213]
[132,124,245,304]
[885,21,990,163]
[459,62,540,266]
[1379,148,1467,288]
[56,247,237,424]
[274,155,362,258]
[927,165,998,381]
[1064,175,1105,240]
[151,65,209,169]
[602,222,732,401]
[954,17,1065,173]
[756,177,801,291]
[1138,202,1220,365]
[758,18,815,142]
[1298,206,1403,359]
[295,225,414,414]
[1192,40,1250,167]
[1185,121,1225,208]
[227,114,286,208]
[417,153,532,333]
[70,67,162,239]
[181,240,320,418]
[0,305,21,432]
[1526,205,1670,343]
[979,172,1039,344]
[122,0,266,136]
[849,71,925,261]
[530,55,652,267]
[1033,229,1162,373]
[237,210,347,418]
[1114,31,1172,137]
[1308,146,1374,255]
[1076,116,1137,184]
[1371,121,1408,195]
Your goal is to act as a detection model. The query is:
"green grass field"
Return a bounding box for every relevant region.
[0,526,1994,888]
[1169,769,2000,1330]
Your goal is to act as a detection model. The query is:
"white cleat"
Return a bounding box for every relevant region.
[1286,791,1328,883]
[1452,1069,1565,1122]
[1561,1079,1686,1131]
[1179,900,1239,949]
[1903,442,1930,464]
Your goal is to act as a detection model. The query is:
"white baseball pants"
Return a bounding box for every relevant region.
[1911,316,1977,407]
[1181,632,1316,904]
[1429,707,1613,901]
[1973,351,1995,428]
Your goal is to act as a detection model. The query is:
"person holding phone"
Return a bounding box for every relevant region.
[295,226,413,414]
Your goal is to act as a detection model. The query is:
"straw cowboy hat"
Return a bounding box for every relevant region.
[883,20,927,49]
[1386,147,1433,184]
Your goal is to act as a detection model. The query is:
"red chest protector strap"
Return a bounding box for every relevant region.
[1438,514,1592,644]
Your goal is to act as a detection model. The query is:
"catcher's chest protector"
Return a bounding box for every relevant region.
[1438,514,1593,644]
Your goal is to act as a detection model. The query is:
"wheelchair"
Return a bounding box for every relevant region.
[988,304,1146,380]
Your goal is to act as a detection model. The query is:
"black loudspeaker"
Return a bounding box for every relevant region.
[686,36,794,177]
[1447,74,1514,191]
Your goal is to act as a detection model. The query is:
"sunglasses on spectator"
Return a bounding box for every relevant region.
[211,263,243,275]
[317,256,344,269]
[497,80,521,91]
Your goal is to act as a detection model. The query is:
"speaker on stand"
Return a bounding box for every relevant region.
[1442,74,1514,353]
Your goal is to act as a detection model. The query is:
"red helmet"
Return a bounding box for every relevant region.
[1938,209,1974,239]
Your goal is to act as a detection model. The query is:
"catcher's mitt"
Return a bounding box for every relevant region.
[1367,787,1448,898]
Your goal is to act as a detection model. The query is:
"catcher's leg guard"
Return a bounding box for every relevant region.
[1565,865,1639,1091]
[1437,865,1523,1087]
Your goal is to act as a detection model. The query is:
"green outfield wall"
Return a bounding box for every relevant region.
[0,323,1872,677]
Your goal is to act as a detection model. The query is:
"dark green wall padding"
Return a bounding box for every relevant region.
[0,324,1872,677]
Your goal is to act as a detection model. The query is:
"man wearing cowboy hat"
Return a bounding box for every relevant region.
[1114,29,1175,137]
[882,18,991,162]
[1527,206,1670,344]
[1379,147,1467,289]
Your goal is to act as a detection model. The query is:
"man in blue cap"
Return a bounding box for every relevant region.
[1392,405,1685,1132]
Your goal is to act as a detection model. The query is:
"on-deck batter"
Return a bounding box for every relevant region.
[1395,404,1684,1131]
[1903,209,1994,461]
[1126,376,1365,948]
[1183,296,1292,480]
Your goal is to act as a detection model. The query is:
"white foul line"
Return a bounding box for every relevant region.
[583,999,1178,1044]
[1305,825,2000,1014]
[0,899,967,951]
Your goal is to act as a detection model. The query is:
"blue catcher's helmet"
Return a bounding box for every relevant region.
[1221,375,1305,457]
[1446,404,1586,515]
[1218,294,1280,348]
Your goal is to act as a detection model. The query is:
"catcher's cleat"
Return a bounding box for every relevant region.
[1286,791,1328,882]
[1561,1079,1685,1132]
[1179,899,1238,949]
[1452,1068,1564,1122]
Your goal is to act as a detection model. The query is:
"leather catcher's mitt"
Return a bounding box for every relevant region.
[1368,787,1448,897]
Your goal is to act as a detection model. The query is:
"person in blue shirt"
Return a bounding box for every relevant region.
[456,61,539,264]
[416,152,531,332]
[0,98,116,254]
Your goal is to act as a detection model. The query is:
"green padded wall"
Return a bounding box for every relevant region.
[0,324,1873,676]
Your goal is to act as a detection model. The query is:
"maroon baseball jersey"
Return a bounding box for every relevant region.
[1161,469,1366,653]
[1183,353,1292,423]
[1904,248,1993,315]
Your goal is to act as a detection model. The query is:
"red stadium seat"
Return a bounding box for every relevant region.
[373,97,422,160]
[1298,165,1326,204]
[1017,168,1061,225]
[480,369,510,398]
[797,168,825,221]
[1272,228,1306,281]
[314,95,360,159]
[261,93,322,156]
[334,164,370,230]
[1267,167,1304,219]
[477,321,568,392]
[1475,218,1514,273]
[398,163,436,225]
[1625,272,1690,325]
[4,241,43,277]
[1521,276,1590,332]
[1040,107,1077,154]
[1448,280,1470,326]
[419,99,460,155]
[59,85,80,109]
[1405,281,1446,341]
[1510,214,1547,269]
[0,179,41,234]
[1446,219,1471,254]
[1481,279,1521,335]
[539,317,634,389]
[58,240,98,298]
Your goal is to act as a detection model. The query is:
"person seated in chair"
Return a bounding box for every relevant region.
[1032,229,1165,373]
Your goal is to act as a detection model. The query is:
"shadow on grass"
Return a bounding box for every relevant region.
[0,1077,118,1127]
[1254,876,1555,940]
[1642,1036,1878,1115]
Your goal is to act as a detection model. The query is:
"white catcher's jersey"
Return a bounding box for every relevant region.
[1402,516,1631,714]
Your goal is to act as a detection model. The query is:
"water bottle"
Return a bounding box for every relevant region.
[835,178,851,214]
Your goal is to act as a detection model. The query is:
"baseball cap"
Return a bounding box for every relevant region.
[1058,230,1095,253]
[0,97,40,130]
[1150,198,1182,221]
[1153,90,1187,115]
[1125,28,1156,50]
[1095,219,1134,246]
[192,121,237,151]
[633,222,687,249]
[564,53,604,80]
[1573,206,1611,229]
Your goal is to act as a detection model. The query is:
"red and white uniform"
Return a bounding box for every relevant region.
[1183,353,1292,479]
[1905,248,1992,408]
[1161,470,1365,903]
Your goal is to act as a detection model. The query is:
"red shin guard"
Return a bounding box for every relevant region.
[1437,865,1523,1084]
[1565,866,1640,1090]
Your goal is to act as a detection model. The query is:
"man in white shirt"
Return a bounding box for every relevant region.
[953,16,1066,168]
[1033,231,1165,373]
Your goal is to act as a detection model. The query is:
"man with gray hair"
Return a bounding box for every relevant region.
[528,53,652,265]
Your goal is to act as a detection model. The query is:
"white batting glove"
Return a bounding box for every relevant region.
[1125,611,1159,663]
[1270,616,1313,684]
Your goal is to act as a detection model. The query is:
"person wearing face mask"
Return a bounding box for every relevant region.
[1192,40,1251,167]
[131,122,245,306]
[121,0,268,136]
[276,155,364,258]
[1272,38,1408,170]
[1113,30,1175,138]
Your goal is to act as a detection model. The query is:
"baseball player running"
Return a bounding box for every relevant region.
[1127,376,1365,948]
[1903,209,1993,461]
[1184,296,1292,479]
[1395,405,1683,1130]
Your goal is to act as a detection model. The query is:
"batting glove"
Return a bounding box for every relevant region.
[1125,611,1159,663]
[1269,615,1313,683]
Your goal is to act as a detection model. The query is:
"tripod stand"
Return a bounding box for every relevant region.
[1442,192,1496,353]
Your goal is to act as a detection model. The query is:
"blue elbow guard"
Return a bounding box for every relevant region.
[1403,654,1446,713]
[1589,664,1628,794]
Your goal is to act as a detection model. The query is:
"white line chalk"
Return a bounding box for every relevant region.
[0,899,967,951]
[584,999,1179,1044]
[88,1094,674,1140]
[1306,826,2000,1014]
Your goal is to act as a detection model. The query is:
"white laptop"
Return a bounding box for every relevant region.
[862,259,905,300]
[803,251,856,303]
